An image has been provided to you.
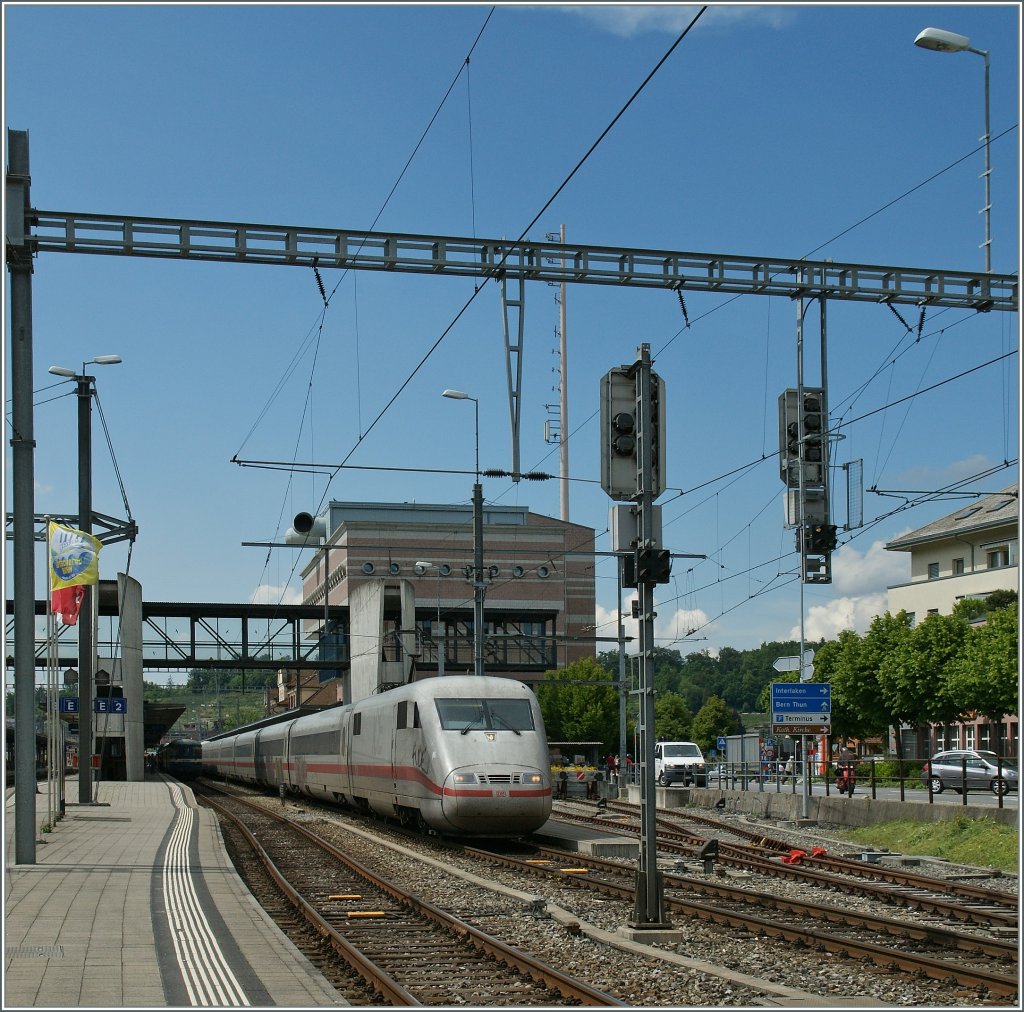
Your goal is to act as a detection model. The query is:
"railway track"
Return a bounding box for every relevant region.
[555,801,1018,929]
[195,783,622,1006]
[470,842,1018,999]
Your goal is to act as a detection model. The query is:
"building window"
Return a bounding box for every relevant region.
[927,562,939,580]
[964,725,976,750]
[987,547,1010,569]
[953,557,965,575]
[906,612,915,628]
[927,608,939,617]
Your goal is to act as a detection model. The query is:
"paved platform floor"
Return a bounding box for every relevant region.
[3,776,344,1008]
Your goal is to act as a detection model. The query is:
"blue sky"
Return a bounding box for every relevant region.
[4,3,1020,680]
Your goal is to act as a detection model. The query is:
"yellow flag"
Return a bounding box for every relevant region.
[48,522,102,591]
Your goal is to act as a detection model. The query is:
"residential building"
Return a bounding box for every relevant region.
[885,484,1019,757]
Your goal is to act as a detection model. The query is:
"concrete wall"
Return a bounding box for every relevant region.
[349,580,384,701]
[118,573,144,781]
[627,785,1018,829]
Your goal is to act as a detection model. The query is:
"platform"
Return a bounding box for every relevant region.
[535,814,639,859]
[3,776,343,1008]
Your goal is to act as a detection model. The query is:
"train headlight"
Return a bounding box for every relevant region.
[453,773,478,784]
[524,773,543,785]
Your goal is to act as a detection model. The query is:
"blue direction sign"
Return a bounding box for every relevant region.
[94,697,127,714]
[59,697,79,714]
[717,736,727,752]
[771,682,831,731]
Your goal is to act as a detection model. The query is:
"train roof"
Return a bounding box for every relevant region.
[202,703,338,742]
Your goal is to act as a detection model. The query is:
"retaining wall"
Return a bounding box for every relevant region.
[624,785,1019,829]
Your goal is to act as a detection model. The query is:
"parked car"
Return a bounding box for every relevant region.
[920,750,1018,796]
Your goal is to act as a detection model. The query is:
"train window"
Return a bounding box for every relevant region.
[413,703,420,729]
[353,712,362,735]
[435,697,535,733]
[397,700,408,729]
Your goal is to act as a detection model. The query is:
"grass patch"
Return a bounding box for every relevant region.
[831,816,1019,874]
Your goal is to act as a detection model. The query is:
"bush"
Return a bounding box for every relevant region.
[857,760,926,785]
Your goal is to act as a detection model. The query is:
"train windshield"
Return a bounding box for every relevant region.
[435,697,536,734]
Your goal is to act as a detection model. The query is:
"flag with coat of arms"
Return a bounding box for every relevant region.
[48,521,102,625]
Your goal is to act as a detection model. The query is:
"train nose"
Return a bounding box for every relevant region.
[442,766,551,832]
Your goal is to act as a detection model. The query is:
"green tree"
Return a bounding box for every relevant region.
[536,657,618,750]
[820,628,891,742]
[981,588,1018,612]
[883,612,966,729]
[856,611,913,757]
[653,690,692,740]
[689,695,738,753]
[947,602,1018,728]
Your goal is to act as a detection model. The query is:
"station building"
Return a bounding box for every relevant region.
[276,501,597,711]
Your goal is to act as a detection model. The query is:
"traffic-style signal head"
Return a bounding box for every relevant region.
[804,522,838,554]
[636,546,671,584]
[611,411,636,456]
[801,390,825,480]
[600,365,665,501]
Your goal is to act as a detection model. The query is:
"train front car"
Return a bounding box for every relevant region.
[156,738,203,780]
[417,675,551,836]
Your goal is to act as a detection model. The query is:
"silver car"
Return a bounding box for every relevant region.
[921,750,1017,796]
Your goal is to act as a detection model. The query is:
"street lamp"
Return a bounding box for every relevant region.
[914,26,992,273]
[47,354,122,803]
[441,389,484,676]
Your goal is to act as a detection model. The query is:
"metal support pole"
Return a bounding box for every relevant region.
[473,481,485,677]
[8,128,38,863]
[558,223,570,522]
[796,300,810,820]
[631,344,668,928]
[979,47,992,273]
[617,559,627,794]
[77,373,95,804]
[437,568,445,678]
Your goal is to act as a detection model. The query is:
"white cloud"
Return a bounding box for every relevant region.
[790,592,888,642]
[564,4,793,38]
[594,599,710,655]
[830,537,907,596]
[894,454,1002,491]
[250,582,303,606]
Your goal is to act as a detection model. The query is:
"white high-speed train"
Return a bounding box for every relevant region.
[203,675,552,837]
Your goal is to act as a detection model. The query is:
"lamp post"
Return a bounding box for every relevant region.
[47,355,122,803]
[914,26,992,273]
[441,389,485,676]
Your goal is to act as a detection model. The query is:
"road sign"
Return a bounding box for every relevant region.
[773,648,815,674]
[59,697,79,714]
[771,682,831,733]
[717,736,727,751]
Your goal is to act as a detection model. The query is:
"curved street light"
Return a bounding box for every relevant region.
[46,354,122,804]
[914,27,992,273]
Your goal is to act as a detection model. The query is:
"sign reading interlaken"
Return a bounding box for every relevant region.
[770,682,831,734]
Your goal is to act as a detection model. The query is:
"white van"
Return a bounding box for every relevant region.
[654,740,708,787]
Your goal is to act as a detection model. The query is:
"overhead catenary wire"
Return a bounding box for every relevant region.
[247,8,708,610]
[234,10,1016,647]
